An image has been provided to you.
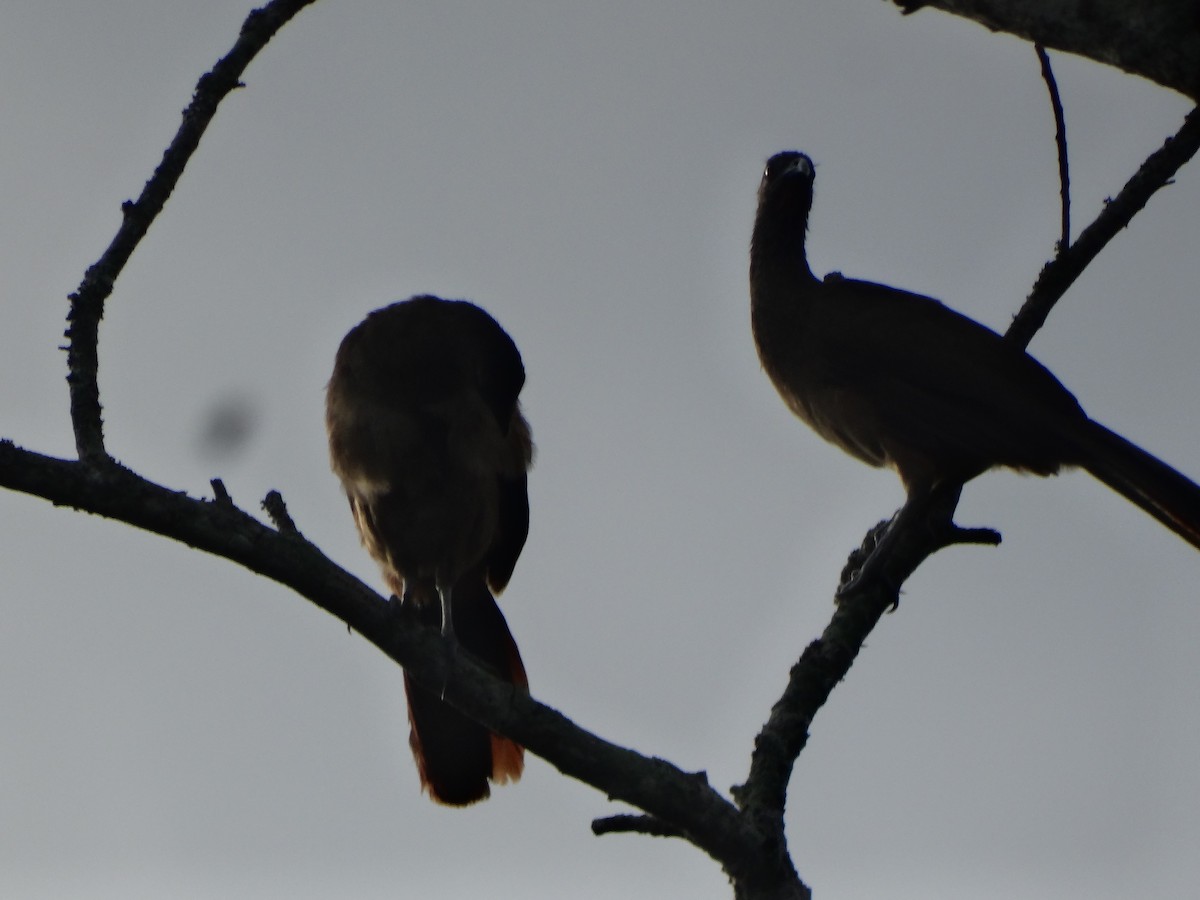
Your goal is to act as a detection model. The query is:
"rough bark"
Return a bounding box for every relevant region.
[893,0,1200,101]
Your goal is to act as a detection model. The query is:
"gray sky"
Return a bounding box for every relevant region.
[2,2,1199,898]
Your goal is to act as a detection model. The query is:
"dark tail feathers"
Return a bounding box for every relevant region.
[404,573,526,806]
[1079,419,1200,551]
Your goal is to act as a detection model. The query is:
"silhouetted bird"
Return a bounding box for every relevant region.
[327,295,532,805]
[750,151,1200,552]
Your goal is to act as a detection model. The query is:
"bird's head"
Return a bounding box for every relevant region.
[758,151,816,214]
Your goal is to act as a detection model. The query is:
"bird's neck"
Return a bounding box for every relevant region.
[750,208,817,310]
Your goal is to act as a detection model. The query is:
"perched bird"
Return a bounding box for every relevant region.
[326,295,533,805]
[750,150,1200,552]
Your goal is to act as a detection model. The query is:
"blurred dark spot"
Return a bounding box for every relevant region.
[197,393,259,460]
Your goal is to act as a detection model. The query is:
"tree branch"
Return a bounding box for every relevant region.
[1009,105,1200,349]
[890,0,1200,101]
[0,439,809,896]
[1035,44,1070,251]
[64,0,320,464]
[592,813,687,839]
[733,484,994,825]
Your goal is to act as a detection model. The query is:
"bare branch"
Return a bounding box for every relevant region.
[733,482,986,823]
[1035,44,1070,251]
[0,439,809,896]
[210,478,233,507]
[891,0,1200,101]
[262,489,299,535]
[1009,105,1200,349]
[593,814,687,839]
[64,0,320,464]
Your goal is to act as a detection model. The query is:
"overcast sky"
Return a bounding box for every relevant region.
[2,3,1199,898]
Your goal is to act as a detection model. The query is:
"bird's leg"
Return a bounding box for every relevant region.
[837,482,945,602]
[836,481,1000,603]
[836,502,915,604]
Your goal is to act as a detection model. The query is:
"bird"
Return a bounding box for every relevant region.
[750,150,1200,555]
[326,294,533,805]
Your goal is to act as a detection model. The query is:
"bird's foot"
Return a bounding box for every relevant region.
[836,494,1002,605]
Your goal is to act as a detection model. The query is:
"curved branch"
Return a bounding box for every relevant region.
[1035,45,1070,251]
[64,0,320,463]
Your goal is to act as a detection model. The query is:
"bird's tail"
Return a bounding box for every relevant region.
[403,572,527,806]
[1078,419,1200,551]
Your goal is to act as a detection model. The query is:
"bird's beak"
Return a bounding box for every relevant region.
[789,155,814,177]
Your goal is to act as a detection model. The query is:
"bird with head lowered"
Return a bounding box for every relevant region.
[326,294,533,805]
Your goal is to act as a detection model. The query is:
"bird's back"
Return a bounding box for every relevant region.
[326,296,532,595]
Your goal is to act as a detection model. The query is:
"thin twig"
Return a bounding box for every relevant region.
[592,814,686,839]
[1035,44,1070,251]
[211,478,233,507]
[63,0,320,464]
[262,489,299,535]
[1008,105,1200,349]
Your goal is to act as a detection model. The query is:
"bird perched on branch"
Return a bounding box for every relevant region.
[326,295,532,805]
[750,150,1200,554]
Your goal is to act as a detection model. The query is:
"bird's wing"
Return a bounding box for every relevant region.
[807,278,1087,472]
